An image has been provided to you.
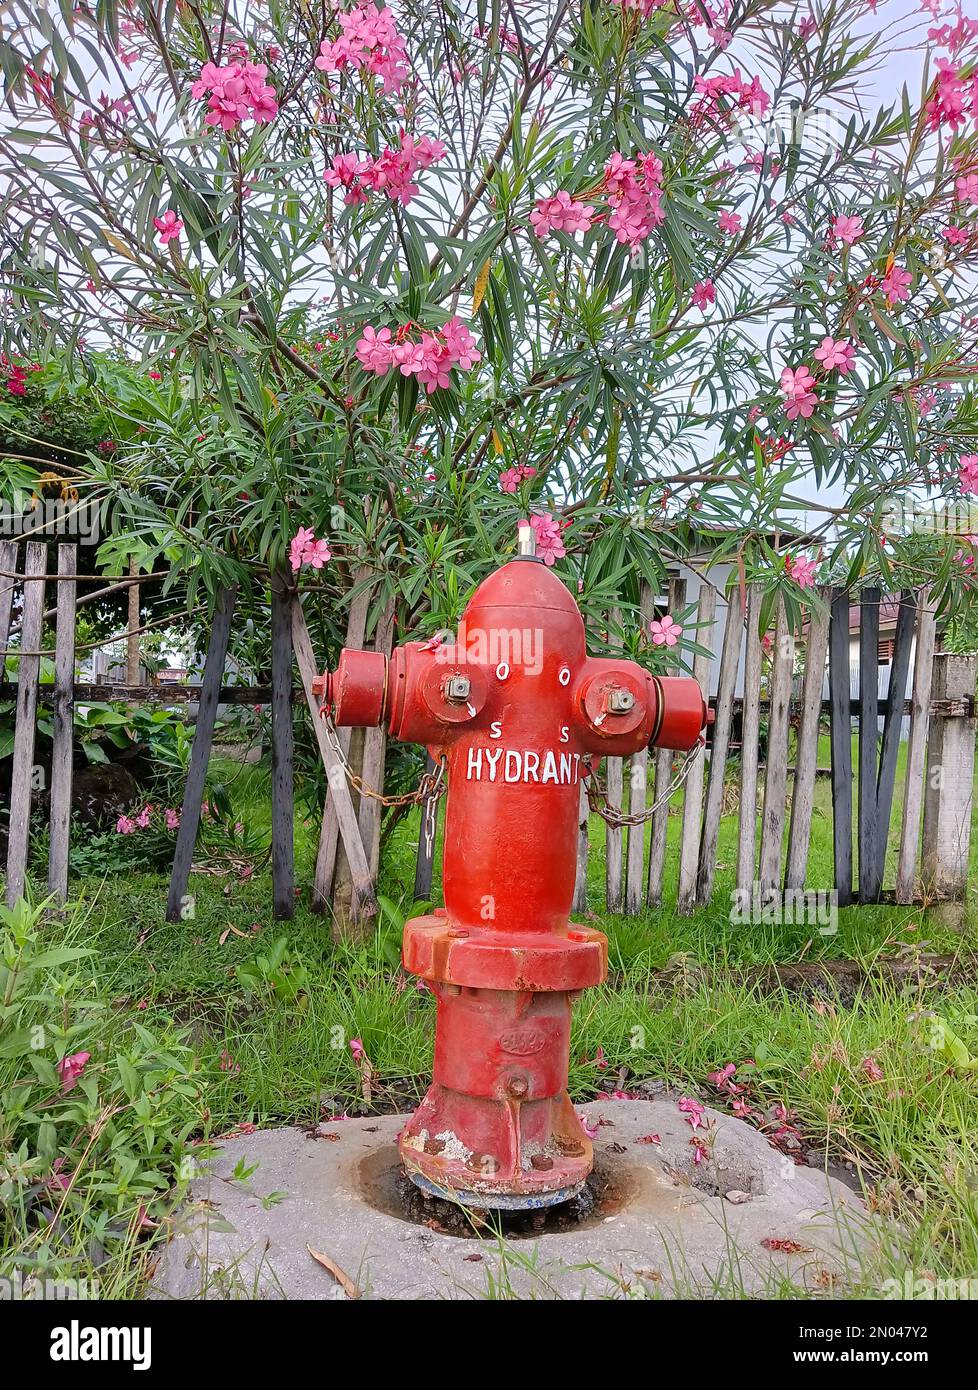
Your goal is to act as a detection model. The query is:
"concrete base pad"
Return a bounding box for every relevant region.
[152,1099,875,1300]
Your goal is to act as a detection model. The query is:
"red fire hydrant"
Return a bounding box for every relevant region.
[317,527,706,1207]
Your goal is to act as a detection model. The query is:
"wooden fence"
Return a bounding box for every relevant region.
[2,544,975,923]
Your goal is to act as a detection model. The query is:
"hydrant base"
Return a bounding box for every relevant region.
[405,1169,586,1211]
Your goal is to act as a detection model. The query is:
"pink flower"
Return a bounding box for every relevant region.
[355,324,395,375]
[787,553,818,588]
[959,454,978,494]
[350,1038,365,1060]
[649,614,682,647]
[862,1056,885,1083]
[588,1046,609,1070]
[164,808,180,830]
[691,279,715,312]
[530,190,595,238]
[219,1049,240,1074]
[678,1096,705,1131]
[881,264,912,307]
[116,815,136,834]
[830,213,864,247]
[798,14,818,38]
[152,208,183,244]
[192,60,278,131]
[441,317,481,371]
[523,512,567,566]
[577,1111,599,1139]
[498,463,536,493]
[315,5,410,95]
[780,364,818,420]
[135,805,152,829]
[56,1051,91,1093]
[955,172,978,204]
[813,336,856,373]
[707,1062,738,1091]
[289,526,332,572]
[718,209,742,235]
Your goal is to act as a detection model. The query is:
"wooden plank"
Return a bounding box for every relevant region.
[676,583,716,914]
[270,571,295,921]
[413,752,441,900]
[0,540,16,655]
[895,593,937,904]
[604,607,624,912]
[312,571,372,911]
[758,597,793,894]
[736,586,763,892]
[647,576,686,906]
[292,603,375,923]
[47,545,77,902]
[874,590,915,888]
[356,598,395,884]
[5,544,46,906]
[921,653,978,898]
[165,586,237,922]
[784,588,830,891]
[625,583,655,912]
[857,588,881,901]
[696,584,744,904]
[573,782,590,914]
[828,587,853,906]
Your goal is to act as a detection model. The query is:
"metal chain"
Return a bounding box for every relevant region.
[583,739,705,828]
[320,710,447,808]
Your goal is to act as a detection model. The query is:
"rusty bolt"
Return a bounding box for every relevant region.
[445,674,472,704]
[554,1136,585,1157]
[530,1153,554,1171]
[607,686,635,714]
[467,1152,499,1174]
[506,1075,529,1099]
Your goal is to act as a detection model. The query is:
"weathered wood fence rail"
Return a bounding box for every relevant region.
[3,544,976,923]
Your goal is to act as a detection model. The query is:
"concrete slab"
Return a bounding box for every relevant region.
[152,1099,876,1300]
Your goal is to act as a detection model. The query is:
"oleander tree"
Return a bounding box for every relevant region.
[1,0,978,657]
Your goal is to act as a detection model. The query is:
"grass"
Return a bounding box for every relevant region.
[3,744,978,1300]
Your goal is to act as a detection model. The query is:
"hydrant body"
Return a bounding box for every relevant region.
[322,555,706,1207]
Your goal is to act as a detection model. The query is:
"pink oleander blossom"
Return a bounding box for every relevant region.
[153,208,183,244]
[290,527,332,572]
[786,553,818,588]
[829,213,864,246]
[780,364,819,420]
[959,453,978,495]
[718,209,742,235]
[315,5,410,95]
[813,336,856,373]
[881,264,912,307]
[649,614,682,647]
[691,278,715,311]
[522,512,568,566]
[191,60,278,131]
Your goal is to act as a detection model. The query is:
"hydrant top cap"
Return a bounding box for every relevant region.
[466,557,582,619]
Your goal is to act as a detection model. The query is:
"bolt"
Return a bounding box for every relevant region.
[554,1136,585,1157]
[445,674,471,704]
[607,686,635,714]
[467,1152,499,1174]
[506,1076,529,1099]
[530,1154,554,1171]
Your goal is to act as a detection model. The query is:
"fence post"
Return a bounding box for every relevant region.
[784,587,830,891]
[758,597,793,894]
[736,586,762,893]
[697,583,743,905]
[921,652,977,899]
[604,607,624,912]
[647,576,687,906]
[5,544,46,907]
[624,582,655,912]
[48,544,77,902]
[676,583,716,914]
[895,592,937,904]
